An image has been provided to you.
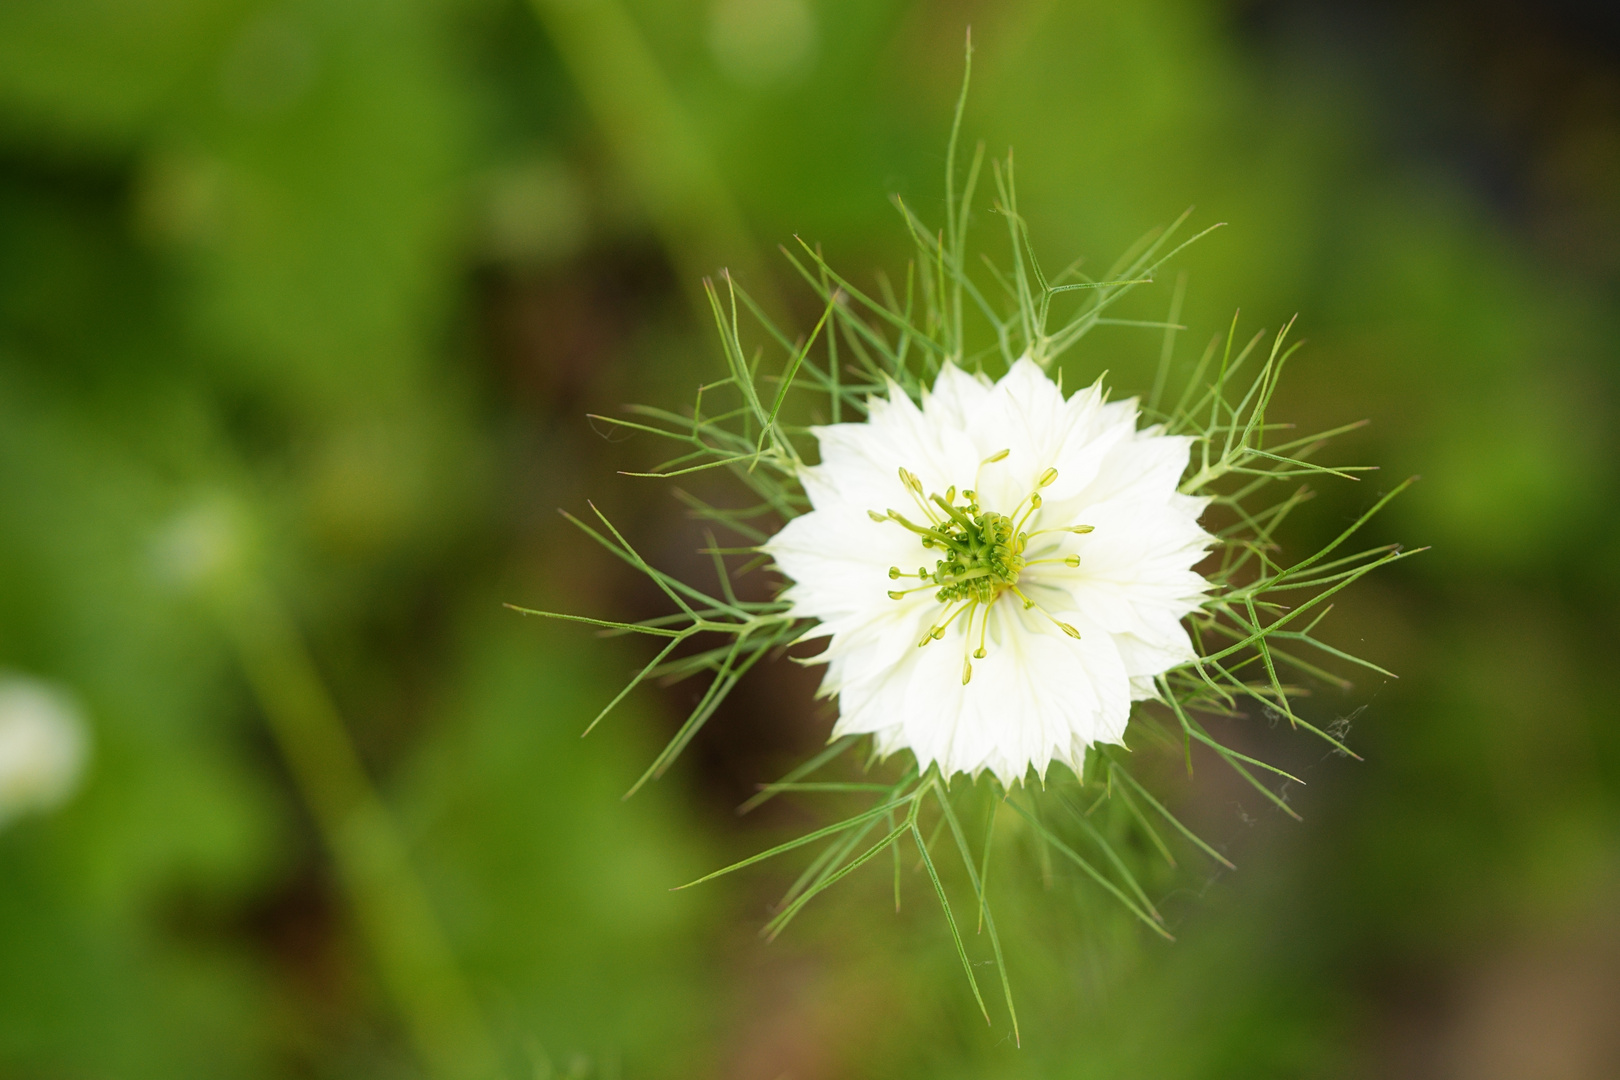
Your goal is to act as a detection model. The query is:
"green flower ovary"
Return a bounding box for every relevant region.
[924,506,1025,604]
[880,470,1037,606]
[878,464,1086,680]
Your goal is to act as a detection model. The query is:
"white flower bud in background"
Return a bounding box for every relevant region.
[0,677,90,828]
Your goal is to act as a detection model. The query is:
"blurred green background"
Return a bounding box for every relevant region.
[1,0,1617,1076]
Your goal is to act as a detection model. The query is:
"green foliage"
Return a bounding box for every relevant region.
[1,0,1616,1075]
[524,46,1419,1030]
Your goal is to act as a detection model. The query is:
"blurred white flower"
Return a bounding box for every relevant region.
[0,677,89,827]
[765,360,1213,785]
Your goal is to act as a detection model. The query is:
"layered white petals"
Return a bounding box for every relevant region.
[765,359,1213,786]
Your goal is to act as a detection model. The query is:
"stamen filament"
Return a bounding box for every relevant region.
[885,510,956,546]
[919,597,976,648]
[899,467,944,525]
[1026,524,1094,538]
[960,599,981,684]
[1013,496,1042,534]
[973,448,1010,494]
[887,584,936,599]
[1010,586,1082,639]
[936,599,975,636]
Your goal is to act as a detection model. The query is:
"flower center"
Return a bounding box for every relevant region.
[894,489,1025,604]
[870,454,1093,685]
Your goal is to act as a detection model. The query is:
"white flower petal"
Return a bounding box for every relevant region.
[767,360,1213,783]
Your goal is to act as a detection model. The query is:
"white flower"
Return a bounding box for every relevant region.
[764,359,1213,785]
[0,676,89,827]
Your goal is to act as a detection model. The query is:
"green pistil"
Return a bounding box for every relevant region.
[884,493,1027,606]
[931,509,1024,604]
[881,462,1086,678]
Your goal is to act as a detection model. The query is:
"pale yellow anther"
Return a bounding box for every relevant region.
[1038,467,1059,487]
[1057,622,1080,639]
[887,590,906,600]
[962,659,973,685]
[889,566,901,579]
[1064,555,1081,567]
[1030,493,1043,509]
[868,510,887,523]
[984,448,1010,464]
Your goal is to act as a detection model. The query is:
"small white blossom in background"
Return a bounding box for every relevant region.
[765,359,1213,786]
[0,676,90,828]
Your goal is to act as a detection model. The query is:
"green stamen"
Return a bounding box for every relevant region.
[880,462,1092,664]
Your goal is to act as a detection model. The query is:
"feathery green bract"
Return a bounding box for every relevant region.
[511,36,1414,1038]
